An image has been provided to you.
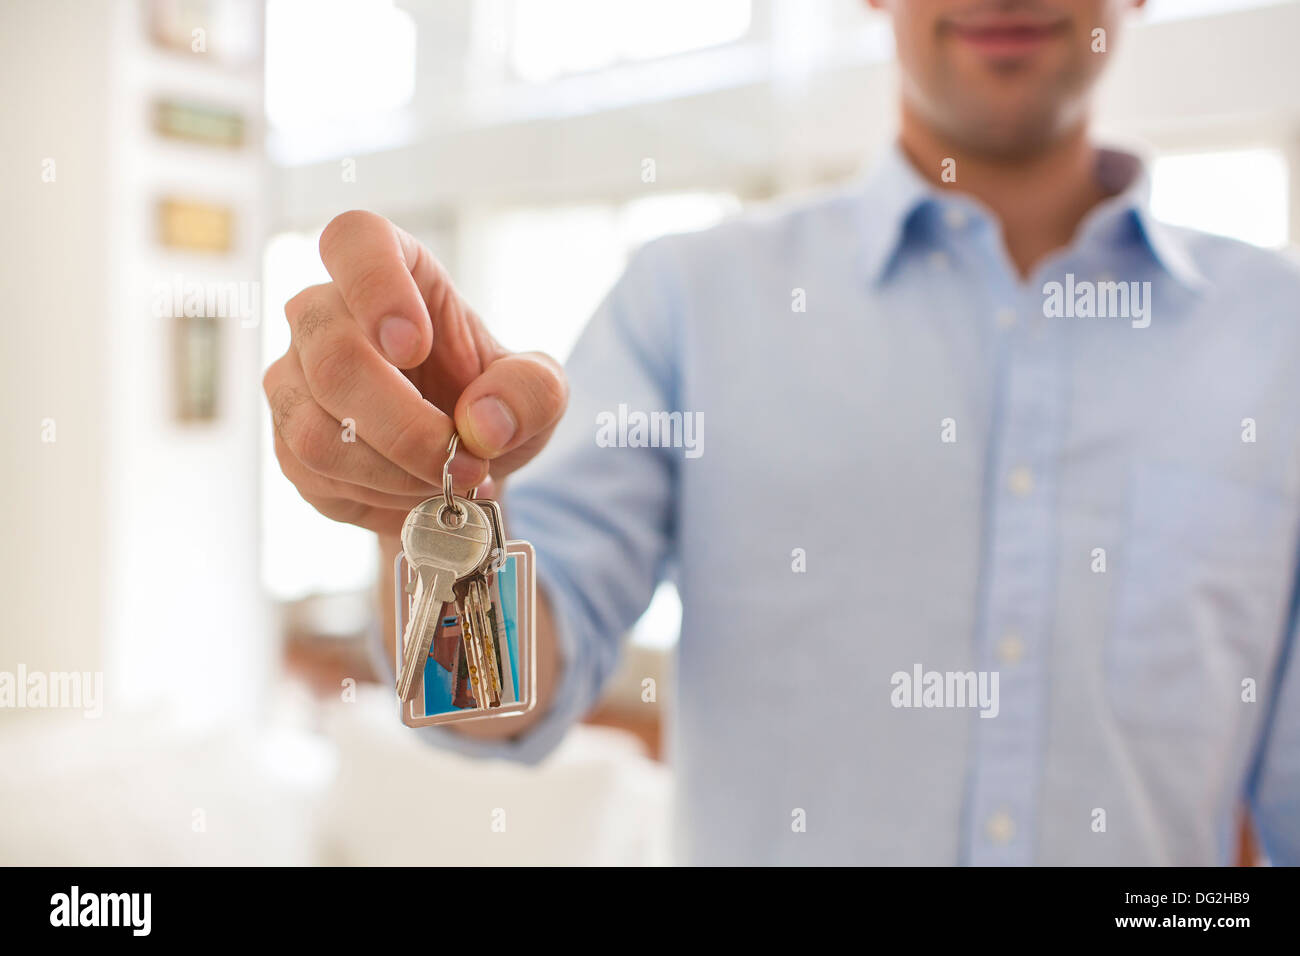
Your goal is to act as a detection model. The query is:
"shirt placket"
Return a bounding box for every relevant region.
[962,278,1065,866]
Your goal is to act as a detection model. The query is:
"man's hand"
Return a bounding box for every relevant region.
[263,211,568,536]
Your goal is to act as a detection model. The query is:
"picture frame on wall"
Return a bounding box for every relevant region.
[149,0,260,65]
[153,98,246,149]
[157,197,235,254]
[173,313,220,423]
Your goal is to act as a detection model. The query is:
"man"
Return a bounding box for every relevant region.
[263,0,1300,864]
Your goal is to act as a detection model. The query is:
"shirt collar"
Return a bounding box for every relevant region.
[859,141,1208,292]
[1077,148,1209,291]
[859,142,939,285]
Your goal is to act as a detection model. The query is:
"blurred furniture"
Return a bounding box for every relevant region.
[317,686,671,865]
[0,690,671,866]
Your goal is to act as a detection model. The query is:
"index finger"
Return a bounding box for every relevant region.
[318,210,432,368]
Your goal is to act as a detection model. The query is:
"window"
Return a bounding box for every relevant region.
[633,582,685,650]
[1144,0,1296,23]
[1150,148,1289,249]
[504,0,752,84]
[260,232,379,601]
[457,192,740,362]
[265,0,417,162]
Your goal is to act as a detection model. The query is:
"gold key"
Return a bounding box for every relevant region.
[453,491,508,708]
[455,574,501,708]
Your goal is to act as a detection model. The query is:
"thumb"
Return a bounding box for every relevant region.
[454,352,568,467]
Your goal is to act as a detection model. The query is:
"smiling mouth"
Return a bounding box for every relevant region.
[945,18,1068,57]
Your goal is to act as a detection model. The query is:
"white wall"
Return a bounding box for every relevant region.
[0,0,272,726]
[101,0,272,724]
[0,0,114,684]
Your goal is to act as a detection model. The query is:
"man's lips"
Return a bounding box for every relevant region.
[946,19,1067,57]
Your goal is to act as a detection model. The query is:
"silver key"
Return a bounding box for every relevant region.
[474,497,508,576]
[396,496,491,702]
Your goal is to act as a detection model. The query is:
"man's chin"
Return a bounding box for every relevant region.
[941,102,1076,160]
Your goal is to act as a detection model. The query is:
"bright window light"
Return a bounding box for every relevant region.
[632,582,683,649]
[509,0,752,84]
[265,0,416,128]
[1144,0,1296,23]
[459,192,739,362]
[459,205,626,362]
[260,233,378,601]
[1150,149,1289,249]
[619,192,742,249]
[619,0,752,61]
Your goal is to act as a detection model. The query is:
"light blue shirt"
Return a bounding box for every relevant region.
[428,144,1300,865]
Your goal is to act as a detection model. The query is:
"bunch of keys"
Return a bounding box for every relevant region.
[394,433,536,726]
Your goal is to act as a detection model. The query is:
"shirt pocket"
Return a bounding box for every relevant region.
[1105,461,1298,734]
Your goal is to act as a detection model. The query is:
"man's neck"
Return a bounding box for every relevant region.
[898,110,1111,279]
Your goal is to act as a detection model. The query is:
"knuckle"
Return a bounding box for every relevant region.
[302,334,358,393]
[296,299,335,341]
[284,285,319,322]
[267,381,310,439]
[285,286,336,340]
[292,412,341,474]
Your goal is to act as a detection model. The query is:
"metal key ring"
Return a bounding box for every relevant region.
[441,432,463,520]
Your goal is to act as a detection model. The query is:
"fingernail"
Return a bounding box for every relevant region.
[378,317,417,365]
[467,396,516,454]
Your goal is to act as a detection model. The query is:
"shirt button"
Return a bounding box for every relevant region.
[929,250,949,269]
[995,307,1016,329]
[986,811,1015,845]
[1007,466,1035,497]
[944,207,968,230]
[997,633,1025,664]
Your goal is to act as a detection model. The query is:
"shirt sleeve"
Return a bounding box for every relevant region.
[1247,571,1300,864]
[412,238,683,764]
